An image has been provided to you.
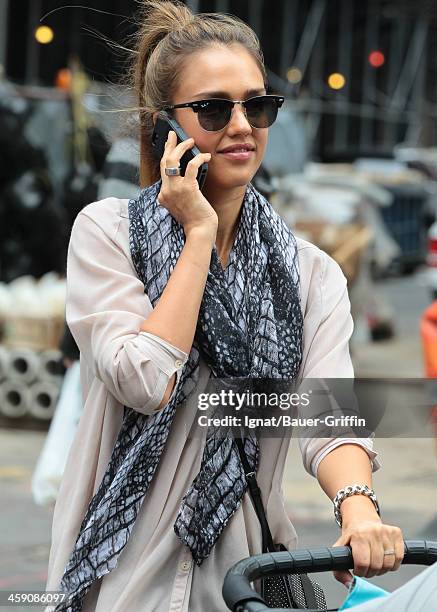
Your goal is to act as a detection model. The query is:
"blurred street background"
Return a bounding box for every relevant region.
[1,0,437,609]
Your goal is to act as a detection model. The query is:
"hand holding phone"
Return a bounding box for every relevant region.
[152,116,217,238]
[152,112,208,191]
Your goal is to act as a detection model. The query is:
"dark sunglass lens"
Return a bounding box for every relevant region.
[245,97,278,128]
[198,100,232,131]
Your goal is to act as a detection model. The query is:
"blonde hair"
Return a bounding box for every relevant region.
[128,0,267,187]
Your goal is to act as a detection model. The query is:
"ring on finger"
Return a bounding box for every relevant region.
[383,549,396,556]
[165,166,181,176]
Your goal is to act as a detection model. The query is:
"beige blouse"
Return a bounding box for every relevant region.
[46,196,379,612]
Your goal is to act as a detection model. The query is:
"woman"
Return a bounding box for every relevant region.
[46,2,404,610]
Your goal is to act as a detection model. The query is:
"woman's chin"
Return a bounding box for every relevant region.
[205,169,255,191]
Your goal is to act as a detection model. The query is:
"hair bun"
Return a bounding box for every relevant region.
[141,0,193,40]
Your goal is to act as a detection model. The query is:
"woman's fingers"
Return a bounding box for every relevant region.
[333,569,353,587]
[159,132,196,194]
[367,538,384,578]
[371,526,404,576]
[332,532,357,586]
[162,132,194,169]
[159,131,210,188]
[184,153,211,181]
[376,550,396,576]
[333,522,405,584]
[350,526,404,580]
[376,527,404,575]
[351,539,371,578]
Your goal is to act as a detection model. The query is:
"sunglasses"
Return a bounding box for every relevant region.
[163,95,284,132]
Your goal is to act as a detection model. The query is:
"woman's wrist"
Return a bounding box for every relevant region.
[183,227,216,269]
[333,483,381,528]
[184,221,217,244]
[340,494,382,527]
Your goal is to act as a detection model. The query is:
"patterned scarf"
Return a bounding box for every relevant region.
[56,180,303,611]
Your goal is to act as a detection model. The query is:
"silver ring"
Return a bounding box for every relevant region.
[165,166,181,176]
[383,550,395,556]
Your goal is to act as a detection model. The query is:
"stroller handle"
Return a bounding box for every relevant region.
[222,539,437,612]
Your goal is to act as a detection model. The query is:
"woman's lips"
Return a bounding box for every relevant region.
[218,150,254,161]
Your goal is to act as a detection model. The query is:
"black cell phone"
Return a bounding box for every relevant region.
[151,111,208,191]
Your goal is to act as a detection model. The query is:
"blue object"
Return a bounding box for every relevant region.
[339,576,390,610]
[379,184,427,268]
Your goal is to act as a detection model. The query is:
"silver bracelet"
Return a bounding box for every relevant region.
[333,484,380,527]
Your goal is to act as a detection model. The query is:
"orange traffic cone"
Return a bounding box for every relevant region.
[420,302,437,450]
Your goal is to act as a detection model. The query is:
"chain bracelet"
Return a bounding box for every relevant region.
[333,484,380,528]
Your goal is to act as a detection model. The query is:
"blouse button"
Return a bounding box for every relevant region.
[180,560,191,571]
[175,359,184,369]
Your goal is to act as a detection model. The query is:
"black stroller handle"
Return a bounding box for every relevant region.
[222,540,437,612]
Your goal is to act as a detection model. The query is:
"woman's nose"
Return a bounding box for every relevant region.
[227,102,252,134]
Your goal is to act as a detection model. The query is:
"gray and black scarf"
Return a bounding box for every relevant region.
[57,180,304,611]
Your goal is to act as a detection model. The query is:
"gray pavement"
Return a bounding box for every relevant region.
[0,430,53,611]
[1,272,437,610]
[352,270,429,378]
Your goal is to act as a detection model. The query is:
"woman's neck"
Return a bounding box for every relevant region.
[203,184,247,267]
